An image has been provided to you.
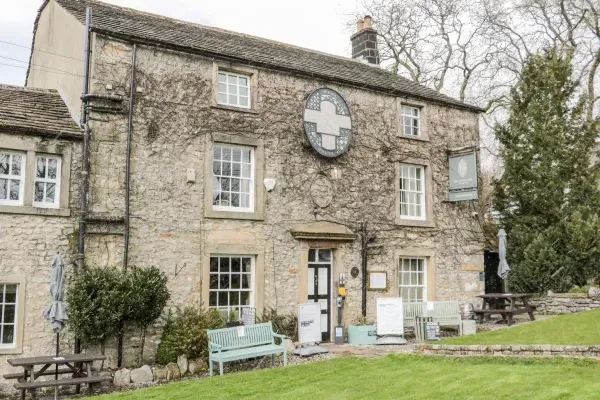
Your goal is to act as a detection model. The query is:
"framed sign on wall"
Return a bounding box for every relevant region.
[368,271,387,291]
[448,151,478,201]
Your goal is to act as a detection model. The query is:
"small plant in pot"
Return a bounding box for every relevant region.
[225,308,243,327]
[347,314,377,345]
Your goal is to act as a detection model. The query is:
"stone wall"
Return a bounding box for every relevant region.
[419,344,600,358]
[529,293,600,314]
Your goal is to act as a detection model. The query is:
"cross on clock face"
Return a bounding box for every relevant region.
[303,88,353,158]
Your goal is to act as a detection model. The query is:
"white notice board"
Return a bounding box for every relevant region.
[298,302,322,344]
[376,297,404,336]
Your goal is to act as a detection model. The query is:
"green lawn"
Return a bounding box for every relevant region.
[92,355,600,400]
[440,308,600,345]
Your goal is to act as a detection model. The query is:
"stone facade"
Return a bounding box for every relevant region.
[530,293,600,314]
[1,0,486,392]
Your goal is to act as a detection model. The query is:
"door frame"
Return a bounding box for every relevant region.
[307,250,333,342]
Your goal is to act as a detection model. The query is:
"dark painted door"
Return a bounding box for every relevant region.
[484,251,503,294]
[308,249,332,342]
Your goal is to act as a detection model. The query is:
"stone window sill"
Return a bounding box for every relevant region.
[211,104,258,114]
[396,219,436,228]
[0,347,22,355]
[397,134,430,142]
[0,205,71,217]
[205,209,264,221]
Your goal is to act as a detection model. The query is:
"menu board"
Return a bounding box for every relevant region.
[426,322,441,341]
[376,297,404,335]
[241,307,256,326]
[298,302,322,344]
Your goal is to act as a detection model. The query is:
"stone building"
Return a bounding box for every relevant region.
[0,0,485,386]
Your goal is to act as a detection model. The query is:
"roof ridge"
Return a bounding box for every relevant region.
[0,84,58,94]
[73,0,375,68]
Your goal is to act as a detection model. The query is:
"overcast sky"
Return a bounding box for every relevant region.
[0,0,359,87]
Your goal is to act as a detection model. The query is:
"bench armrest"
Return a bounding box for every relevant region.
[272,332,286,345]
[209,342,224,354]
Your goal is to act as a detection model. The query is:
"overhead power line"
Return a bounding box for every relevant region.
[0,62,87,79]
[0,55,85,77]
[0,39,86,62]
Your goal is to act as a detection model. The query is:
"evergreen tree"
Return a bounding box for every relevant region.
[493,49,600,292]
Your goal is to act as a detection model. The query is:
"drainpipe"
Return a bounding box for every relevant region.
[123,43,136,272]
[75,6,92,360]
[361,222,368,317]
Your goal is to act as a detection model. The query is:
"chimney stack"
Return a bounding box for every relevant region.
[351,15,380,66]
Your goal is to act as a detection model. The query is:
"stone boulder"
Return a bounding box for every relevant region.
[153,366,167,382]
[165,362,181,381]
[113,368,131,386]
[188,358,205,375]
[177,354,188,375]
[130,365,153,384]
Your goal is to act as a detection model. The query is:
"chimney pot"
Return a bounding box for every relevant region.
[357,19,364,33]
[363,15,373,29]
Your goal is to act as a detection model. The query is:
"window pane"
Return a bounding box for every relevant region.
[218,293,228,306]
[218,73,227,83]
[221,178,230,191]
[241,180,250,193]
[241,292,250,306]
[9,180,20,200]
[240,193,249,208]
[228,84,238,96]
[37,157,46,178]
[209,291,217,306]
[231,193,240,207]
[0,178,6,199]
[46,183,56,202]
[209,274,218,289]
[219,257,230,272]
[239,97,249,107]
[232,163,241,177]
[231,258,241,272]
[230,291,240,307]
[308,249,316,262]
[231,273,241,289]
[35,182,45,202]
[218,93,227,104]
[0,154,8,174]
[228,95,237,104]
[219,274,230,289]
[242,258,252,272]
[213,161,221,175]
[241,164,251,178]
[227,74,237,84]
[242,274,250,289]
[222,162,231,176]
[2,325,14,345]
[210,257,218,272]
[48,158,58,179]
[238,76,248,86]
[218,83,227,94]
[3,304,15,324]
[318,249,331,262]
[219,192,230,206]
[11,155,22,176]
[4,285,16,303]
[242,150,251,163]
[239,87,248,96]
[222,147,231,161]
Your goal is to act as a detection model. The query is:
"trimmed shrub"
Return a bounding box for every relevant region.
[155,306,225,365]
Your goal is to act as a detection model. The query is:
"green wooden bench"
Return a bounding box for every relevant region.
[207,321,287,376]
[403,301,462,335]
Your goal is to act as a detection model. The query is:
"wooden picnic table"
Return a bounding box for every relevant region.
[474,293,536,326]
[4,353,109,400]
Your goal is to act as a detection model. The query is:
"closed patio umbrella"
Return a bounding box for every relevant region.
[497,229,510,292]
[43,253,68,400]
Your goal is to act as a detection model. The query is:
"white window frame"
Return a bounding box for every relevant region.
[0,283,18,349]
[398,257,427,303]
[212,144,255,213]
[0,151,26,206]
[208,255,255,315]
[217,70,251,109]
[401,105,421,137]
[32,155,62,209]
[399,164,426,220]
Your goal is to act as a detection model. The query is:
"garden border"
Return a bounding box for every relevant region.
[418,344,600,358]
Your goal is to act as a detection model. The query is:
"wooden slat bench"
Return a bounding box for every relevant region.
[14,376,110,390]
[403,301,463,335]
[3,368,75,381]
[207,321,287,376]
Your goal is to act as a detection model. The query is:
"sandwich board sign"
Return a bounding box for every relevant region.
[376,297,404,336]
[298,302,322,344]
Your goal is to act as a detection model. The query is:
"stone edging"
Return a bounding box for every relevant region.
[418,344,600,358]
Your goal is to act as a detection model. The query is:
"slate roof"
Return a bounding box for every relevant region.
[0,85,82,137]
[50,0,482,112]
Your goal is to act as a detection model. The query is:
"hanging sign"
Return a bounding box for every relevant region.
[298,302,322,344]
[376,297,404,335]
[303,88,353,158]
[449,152,478,201]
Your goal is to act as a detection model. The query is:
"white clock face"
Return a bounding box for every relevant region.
[303,88,352,158]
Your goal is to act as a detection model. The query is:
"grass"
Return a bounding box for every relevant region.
[91,355,600,400]
[440,308,600,345]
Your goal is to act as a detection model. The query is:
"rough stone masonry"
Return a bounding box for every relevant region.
[0,0,486,390]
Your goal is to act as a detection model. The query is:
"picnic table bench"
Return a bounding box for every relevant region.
[5,353,109,400]
[474,293,536,326]
[207,321,287,376]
